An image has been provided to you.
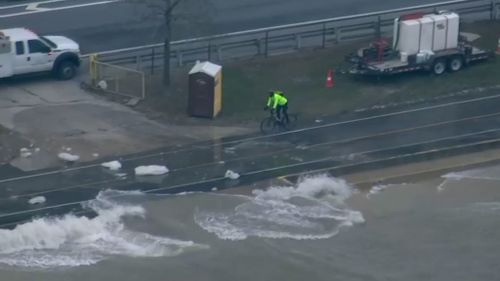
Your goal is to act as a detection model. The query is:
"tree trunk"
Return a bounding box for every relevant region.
[163,0,172,89]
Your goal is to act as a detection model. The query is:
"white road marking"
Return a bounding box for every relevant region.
[26,3,49,11]
[0,0,68,10]
[0,0,120,18]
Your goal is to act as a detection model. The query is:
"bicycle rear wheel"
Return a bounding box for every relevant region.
[283,114,298,130]
[260,117,275,134]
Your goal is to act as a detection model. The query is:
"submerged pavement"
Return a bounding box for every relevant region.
[0,75,252,172]
[2,92,500,226]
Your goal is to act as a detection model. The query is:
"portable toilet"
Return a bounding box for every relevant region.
[188,61,222,118]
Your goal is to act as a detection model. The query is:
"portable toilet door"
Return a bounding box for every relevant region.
[188,61,222,118]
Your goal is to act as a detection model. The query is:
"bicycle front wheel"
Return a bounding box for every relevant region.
[260,117,275,134]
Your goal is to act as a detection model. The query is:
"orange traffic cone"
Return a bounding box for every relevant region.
[326,69,334,88]
[496,38,500,55]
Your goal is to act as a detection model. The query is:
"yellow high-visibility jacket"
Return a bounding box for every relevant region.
[267,92,288,109]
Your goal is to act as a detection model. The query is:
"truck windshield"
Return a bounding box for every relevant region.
[40,36,57,49]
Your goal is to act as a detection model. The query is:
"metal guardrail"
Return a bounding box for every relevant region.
[90,0,500,73]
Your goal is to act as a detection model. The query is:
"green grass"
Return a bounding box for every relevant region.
[145,20,500,126]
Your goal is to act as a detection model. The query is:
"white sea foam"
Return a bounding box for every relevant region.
[436,179,449,192]
[442,167,500,181]
[365,184,388,198]
[366,183,409,198]
[0,190,201,269]
[195,174,364,240]
[467,202,500,213]
[442,172,468,180]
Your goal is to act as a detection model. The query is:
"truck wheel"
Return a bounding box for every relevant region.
[432,59,446,75]
[56,61,77,80]
[448,56,463,72]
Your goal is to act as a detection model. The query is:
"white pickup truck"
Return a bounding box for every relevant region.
[0,28,80,80]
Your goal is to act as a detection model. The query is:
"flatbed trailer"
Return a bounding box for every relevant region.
[346,41,493,76]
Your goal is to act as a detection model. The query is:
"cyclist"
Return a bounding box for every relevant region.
[264,90,289,124]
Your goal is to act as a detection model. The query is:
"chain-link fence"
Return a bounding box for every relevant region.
[89,55,146,99]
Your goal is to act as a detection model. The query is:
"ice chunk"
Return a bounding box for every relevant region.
[28,196,46,205]
[101,160,122,171]
[20,148,32,158]
[225,170,240,180]
[135,165,169,176]
[58,152,80,162]
[115,173,128,179]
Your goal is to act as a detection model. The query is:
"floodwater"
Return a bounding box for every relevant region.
[0,165,499,281]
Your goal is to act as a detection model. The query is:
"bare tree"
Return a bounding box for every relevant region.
[163,0,183,87]
[128,0,215,94]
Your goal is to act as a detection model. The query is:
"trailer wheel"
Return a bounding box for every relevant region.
[448,56,463,72]
[432,59,446,75]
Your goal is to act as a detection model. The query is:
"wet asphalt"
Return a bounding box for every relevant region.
[1,91,500,227]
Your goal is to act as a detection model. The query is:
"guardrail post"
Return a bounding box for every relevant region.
[208,41,212,61]
[265,31,269,58]
[322,23,326,48]
[116,74,120,93]
[295,34,301,49]
[490,0,494,20]
[494,1,499,20]
[490,0,498,20]
[336,27,341,43]
[141,73,146,99]
[136,55,142,71]
[216,46,222,61]
[256,38,262,55]
[376,16,381,38]
[151,47,155,75]
[177,50,183,66]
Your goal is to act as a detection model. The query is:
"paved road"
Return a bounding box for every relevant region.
[2,92,500,227]
[0,0,443,53]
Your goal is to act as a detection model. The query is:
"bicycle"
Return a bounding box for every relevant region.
[260,111,298,134]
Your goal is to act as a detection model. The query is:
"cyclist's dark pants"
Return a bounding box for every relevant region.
[276,103,289,123]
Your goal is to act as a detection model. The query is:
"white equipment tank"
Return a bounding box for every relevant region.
[397,19,420,55]
[395,12,459,56]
